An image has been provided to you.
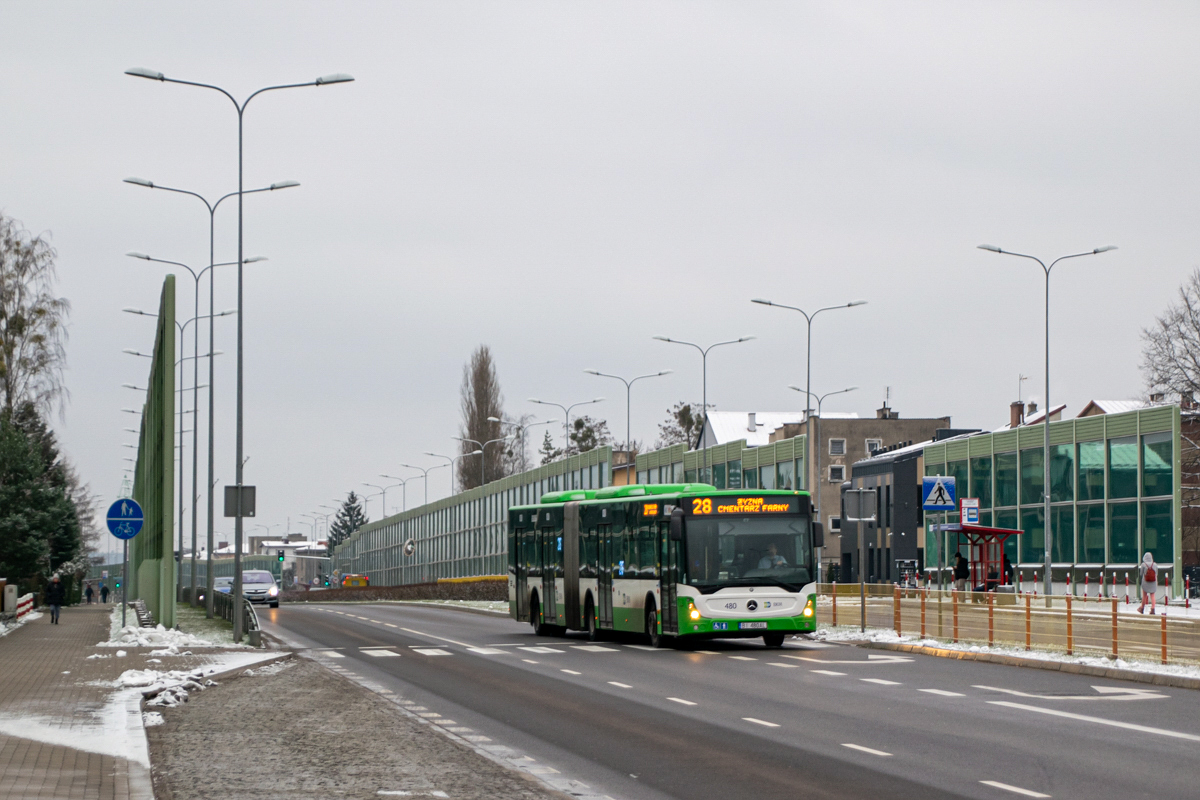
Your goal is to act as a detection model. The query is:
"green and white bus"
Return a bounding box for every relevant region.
[508,483,823,647]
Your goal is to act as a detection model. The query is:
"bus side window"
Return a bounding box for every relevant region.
[583,528,597,578]
[639,523,657,579]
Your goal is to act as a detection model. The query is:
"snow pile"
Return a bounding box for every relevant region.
[813,624,1200,681]
[143,711,164,727]
[99,624,215,649]
[0,610,41,637]
[242,659,293,677]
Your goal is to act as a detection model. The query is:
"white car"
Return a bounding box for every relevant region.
[241,570,280,608]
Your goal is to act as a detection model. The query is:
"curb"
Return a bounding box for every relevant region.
[856,640,1200,691]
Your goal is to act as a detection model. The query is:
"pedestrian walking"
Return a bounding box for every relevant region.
[44,576,66,624]
[953,552,969,593]
[1138,552,1159,615]
[84,583,94,604]
[100,583,109,604]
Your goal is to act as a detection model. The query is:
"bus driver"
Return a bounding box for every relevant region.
[758,542,788,570]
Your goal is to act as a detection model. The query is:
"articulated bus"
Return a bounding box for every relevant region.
[508,483,823,647]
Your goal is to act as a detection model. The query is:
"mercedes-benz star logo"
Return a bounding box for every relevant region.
[746,599,758,611]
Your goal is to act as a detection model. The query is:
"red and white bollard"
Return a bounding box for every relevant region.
[1187,577,1191,609]
[1034,571,1039,598]
[1084,573,1089,600]
[1125,572,1130,605]
[1111,571,1116,602]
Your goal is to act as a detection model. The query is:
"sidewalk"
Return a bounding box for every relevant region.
[0,604,152,800]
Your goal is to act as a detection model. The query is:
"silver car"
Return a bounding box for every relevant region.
[242,570,280,608]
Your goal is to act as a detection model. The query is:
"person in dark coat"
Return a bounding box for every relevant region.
[953,553,969,592]
[84,583,94,604]
[44,576,66,624]
[100,583,109,604]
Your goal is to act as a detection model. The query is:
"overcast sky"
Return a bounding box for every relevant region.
[3,2,1197,550]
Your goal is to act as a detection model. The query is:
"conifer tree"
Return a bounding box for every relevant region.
[328,491,369,556]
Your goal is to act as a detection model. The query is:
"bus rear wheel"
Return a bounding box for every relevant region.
[647,607,666,648]
[531,595,550,637]
[763,632,785,648]
[585,599,599,641]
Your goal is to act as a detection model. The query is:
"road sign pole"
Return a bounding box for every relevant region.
[122,539,128,628]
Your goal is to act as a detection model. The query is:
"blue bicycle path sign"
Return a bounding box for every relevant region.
[106,498,144,540]
[922,476,956,511]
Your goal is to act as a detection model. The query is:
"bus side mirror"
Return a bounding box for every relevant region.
[670,509,684,541]
[812,521,825,548]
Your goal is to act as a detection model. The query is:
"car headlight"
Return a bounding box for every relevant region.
[268,586,279,596]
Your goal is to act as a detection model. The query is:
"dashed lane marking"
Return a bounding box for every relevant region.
[667,697,697,706]
[384,623,398,628]
[921,689,965,697]
[519,646,564,654]
[571,645,618,652]
[742,718,780,728]
[522,659,539,664]
[695,650,722,655]
[861,678,902,686]
[979,780,1051,798]
[842,743,892,757]
[467,647,506,655]
[608,682,632,688]
[728,656,757,661]
[988,701,1200,742]
[624,645,667,651]
[768,662,799,668]
[811,670,846,676]
[561,669,582,675]
[412,648,452,656]
[399,627,473,647]
[362,649,401,658]
[319,651,344,658]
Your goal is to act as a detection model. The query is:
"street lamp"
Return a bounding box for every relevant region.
[363,481,402,518]
[487,417,555,473]
[652,336,755,479]
[453,435,514,487]
[378,475,422,513]
[127,65,353,642]
[977,243,1117,599]
[584,369,672,484]
[788,384,858,577]
[528,397,605,455]
[425,451,481,496]
[128,253,259,608]
[127,179,293,617]
[397,462,449,506]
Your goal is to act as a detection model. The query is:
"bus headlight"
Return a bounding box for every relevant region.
[688,603,701,621]
[802,596,814,617]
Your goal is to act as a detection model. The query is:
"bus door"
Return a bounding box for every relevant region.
[514,528,528,621]
[597,524,613,627]
[540,527,558,623]
[563,502,581,629]
[659,522,679,634]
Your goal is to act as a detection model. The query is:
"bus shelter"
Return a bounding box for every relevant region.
[941,523,1022,591]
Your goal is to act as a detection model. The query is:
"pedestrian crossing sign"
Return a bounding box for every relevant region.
[922,476,956,510]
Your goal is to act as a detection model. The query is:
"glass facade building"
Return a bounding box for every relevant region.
[922,405,1181,591]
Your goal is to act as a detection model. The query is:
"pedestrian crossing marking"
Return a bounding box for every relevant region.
[570,645,617,652]
[518,646,563,654]
[413,648,452,656]
[467,647,506,655]
[319,651,345,658]
[363,649,401,658]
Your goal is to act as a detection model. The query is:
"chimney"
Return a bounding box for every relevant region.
[1010,401,1024,428]
[747,412,757,433]
[876,402,898,420]
[1026,399,1038,417]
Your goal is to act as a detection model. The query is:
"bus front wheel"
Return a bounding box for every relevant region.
[531,595,550,637]
[646,607,665,648]
[763,632,785,648]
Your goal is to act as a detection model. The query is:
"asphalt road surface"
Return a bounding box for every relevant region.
[261,603,1200,800]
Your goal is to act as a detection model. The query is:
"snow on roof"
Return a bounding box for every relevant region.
[702,410,859,448]
[1077,399,1149,417]
[993,403,1067,431]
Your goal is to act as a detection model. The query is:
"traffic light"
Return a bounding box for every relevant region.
[277,549,285,562]
[114,579,121,589]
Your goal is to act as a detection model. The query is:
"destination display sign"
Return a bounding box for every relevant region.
[685,496,799,516]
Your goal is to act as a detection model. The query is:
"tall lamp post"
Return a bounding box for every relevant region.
[398,462,448,505]
[652,336,755,479]
[379,474,424,513]
[453,435,513,487]
[528,398,605,455]
[126,66,353,642]
[425,451,481,496]
[788,384,858,580]
[487,417,555,475]
[127,252,260,608]
[124,177,296,617]
[977,243,1117,599]
[583,369,672,484]
[363,482,402,518]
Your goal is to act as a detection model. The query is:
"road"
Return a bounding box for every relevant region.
[261,603,1200,800]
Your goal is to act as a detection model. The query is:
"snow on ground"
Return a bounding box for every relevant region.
[814,624,1200,681]
[99,605,251,649]
[0,610,42,637]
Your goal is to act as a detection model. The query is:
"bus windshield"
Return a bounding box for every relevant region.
[682,515,812,593]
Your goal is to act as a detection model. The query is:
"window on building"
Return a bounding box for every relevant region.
[829,516,842,531]
[727,459,742,489]
[829,465,845,482]
[1142,432,1172,498]
[829,439,846,456]
[970,456,993,508]
[743,468,758,489]
[1019,449,1043,507]
[1108,436,1138,499]
[1077,441,1104,502]
[776,460,794,490]
[759,465,776,490]
[865,438,883,453]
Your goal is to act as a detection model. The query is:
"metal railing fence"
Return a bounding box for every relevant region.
[212,590,261,647]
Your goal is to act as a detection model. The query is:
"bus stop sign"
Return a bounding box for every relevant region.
[922,476,956,511]
[106,498,144,540]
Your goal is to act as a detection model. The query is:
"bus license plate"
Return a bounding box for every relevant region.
[739,622,768,629]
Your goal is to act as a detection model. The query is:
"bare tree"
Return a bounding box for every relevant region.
[1142,268,1200,400]
[458,345,505,490]
[501,412,535,475]
[0,214,70,418]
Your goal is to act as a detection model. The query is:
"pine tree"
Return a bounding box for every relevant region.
[538,430,561,465]
[569,415,611,454]
[328,491,369,556]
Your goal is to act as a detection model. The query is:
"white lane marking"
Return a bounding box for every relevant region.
[362,646,395,650]
[842,743,892,757]
[400,627,473,647]
[921,689,965,697]
[418,712,441,718]
[378,791,449,797]
[561,669,582,675]
[783,654,913,664]
[485,643,525,647]
[989,701,1200,742]
[518,646,564,654]
[624,645,667,651]
[768,663,799,668]
[412,648,452,656]
[667,697,697,706]
[362,650,401,658]
[742,717,780,728]
[811,670,847,676]
[522,659,539,664]
[370,619,383,624]
[608,681,632,688]
[384,623,398,628]
[861,678,902,686]
[355,615,371,620]
[974,684,1167,701]
[729,656,757,661]
[467,647,505,655]
[979,780,1051,798]
[571,645,618,652]
[695,650,722,655]
[319,651,344,658]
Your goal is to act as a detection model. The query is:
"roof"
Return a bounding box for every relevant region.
[700,410,859,448]
[854,437,937,466]
[1077,399,1150,417]
[993,403,1067,431]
